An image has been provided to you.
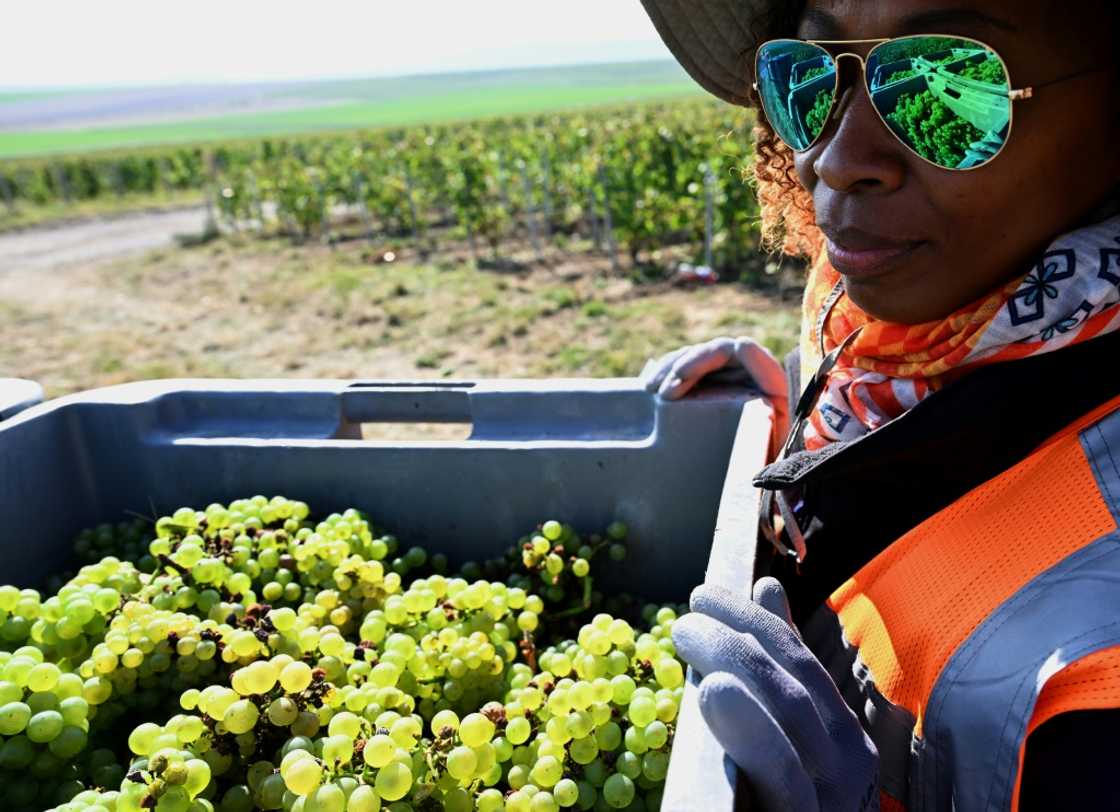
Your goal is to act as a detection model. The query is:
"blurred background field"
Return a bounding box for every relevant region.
[0,62,702,158]
[0,2,802,399]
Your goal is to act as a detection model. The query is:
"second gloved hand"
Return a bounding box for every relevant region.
[672,578,880,812]
[639,336,787,402]
[639,336,790,453]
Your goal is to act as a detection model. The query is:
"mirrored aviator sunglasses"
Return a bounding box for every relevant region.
[753,34,1027,170]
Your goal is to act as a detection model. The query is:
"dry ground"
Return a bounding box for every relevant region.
[0,226,802,400]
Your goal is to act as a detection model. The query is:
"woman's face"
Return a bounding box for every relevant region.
[792,0,1120,323]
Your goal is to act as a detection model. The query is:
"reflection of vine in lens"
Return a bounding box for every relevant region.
[887,91,983,167]
[800,66,832,83]
[804,89,834,139]
[875,37,960,64]
[959,56,1006,85]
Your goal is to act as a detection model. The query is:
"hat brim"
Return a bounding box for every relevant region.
[640,0,775,107]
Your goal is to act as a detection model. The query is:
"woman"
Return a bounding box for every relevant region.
[638,1,1120,810]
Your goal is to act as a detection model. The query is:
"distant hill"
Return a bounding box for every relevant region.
[0,61,703,159]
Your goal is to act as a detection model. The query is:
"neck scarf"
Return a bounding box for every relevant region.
[799,212,1120,451]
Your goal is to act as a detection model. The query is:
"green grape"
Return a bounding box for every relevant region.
[530,754,563,788]
[185,758,212,798]
[0,701,31,735]
[446,745,478,781]
[642,751,669,782]
[58,695,89,724]
[346,785,380,812]
[576,781,598,810]
[611,675,636,705]
[283,757,323,795]
[583,759,608,788]
[602,774,635,809]
[307,783,346,812]
[643,720,669,750]
[624,725,648,755]
[362,734,395,768]
[223,699,260,735]
[322,735,354,767]
[268,697,300,726]
[596,722,622,751]
[430,708,459,734]
[47,724,87,757]
[655,696,678,723]
[476,788,504,812]
[458,712,495,747]
[653,658,683,689]
[219,784,254,812]
[374,762,411,801]
[531,791,559,812]
[280,661,313,693]
[27,662,61,692]
[616,752,642,779]
[569,735,599,765]
[26,709,64,742]
[554,778,579,807]
[627,696,657,727]
[506,715,532,745]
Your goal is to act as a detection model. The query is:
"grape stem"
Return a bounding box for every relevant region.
[549,576,594,620]
[156,554,194,582]
[520,632,538,671]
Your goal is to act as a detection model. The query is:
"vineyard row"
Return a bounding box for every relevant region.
[0,99,769,273]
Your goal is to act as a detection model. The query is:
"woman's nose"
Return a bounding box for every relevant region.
[807,72,908,194]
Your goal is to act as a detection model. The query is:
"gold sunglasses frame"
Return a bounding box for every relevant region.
[751,34,1031,171]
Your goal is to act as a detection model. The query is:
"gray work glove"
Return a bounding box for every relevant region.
[639,337,790,449]
[673,578,880,812]
[961,131,1004,166]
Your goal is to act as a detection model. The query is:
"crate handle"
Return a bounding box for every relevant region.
[340,382,474,425]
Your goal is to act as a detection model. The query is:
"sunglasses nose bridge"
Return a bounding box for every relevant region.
[831,52,868,69]
[822,52,871,125]
[830,51,870,88]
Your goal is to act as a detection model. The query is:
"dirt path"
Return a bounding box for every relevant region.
[0,207,210,273]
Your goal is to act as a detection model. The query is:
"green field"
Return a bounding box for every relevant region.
[0,62,703,159]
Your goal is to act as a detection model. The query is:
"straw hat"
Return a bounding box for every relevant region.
[639,0,782,107]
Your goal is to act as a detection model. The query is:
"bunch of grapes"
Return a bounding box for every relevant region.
[0,495,687,811]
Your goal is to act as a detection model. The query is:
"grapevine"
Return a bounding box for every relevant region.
[0,98,763,275]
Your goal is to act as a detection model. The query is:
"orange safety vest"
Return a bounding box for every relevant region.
[799,392,1120,811]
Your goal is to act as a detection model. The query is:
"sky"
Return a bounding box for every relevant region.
[1,1,672,90]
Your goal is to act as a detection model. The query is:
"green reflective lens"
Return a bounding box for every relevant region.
[868,35,1010,169]
[755,40,838,150]
[755,35,1012,170]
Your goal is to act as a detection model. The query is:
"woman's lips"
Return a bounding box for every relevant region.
[825,236,926,277]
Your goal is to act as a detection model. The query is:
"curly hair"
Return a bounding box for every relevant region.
[736,0,822,261]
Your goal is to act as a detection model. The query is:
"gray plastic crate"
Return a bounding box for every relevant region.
[0,377,770,811]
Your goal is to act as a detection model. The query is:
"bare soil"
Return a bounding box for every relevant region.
[0,221,803,408]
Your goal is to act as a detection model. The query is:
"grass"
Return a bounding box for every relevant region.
[0,78,698,157]
[0,229,801,398]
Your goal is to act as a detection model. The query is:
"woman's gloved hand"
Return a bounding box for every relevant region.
[961,131,1005,166]
[639,336,790,455]
[673,578,881,812]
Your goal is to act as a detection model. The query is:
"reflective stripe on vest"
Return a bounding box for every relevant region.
[800,394,1120,811]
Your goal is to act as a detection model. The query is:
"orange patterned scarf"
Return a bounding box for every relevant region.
[799,214,1120,450]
